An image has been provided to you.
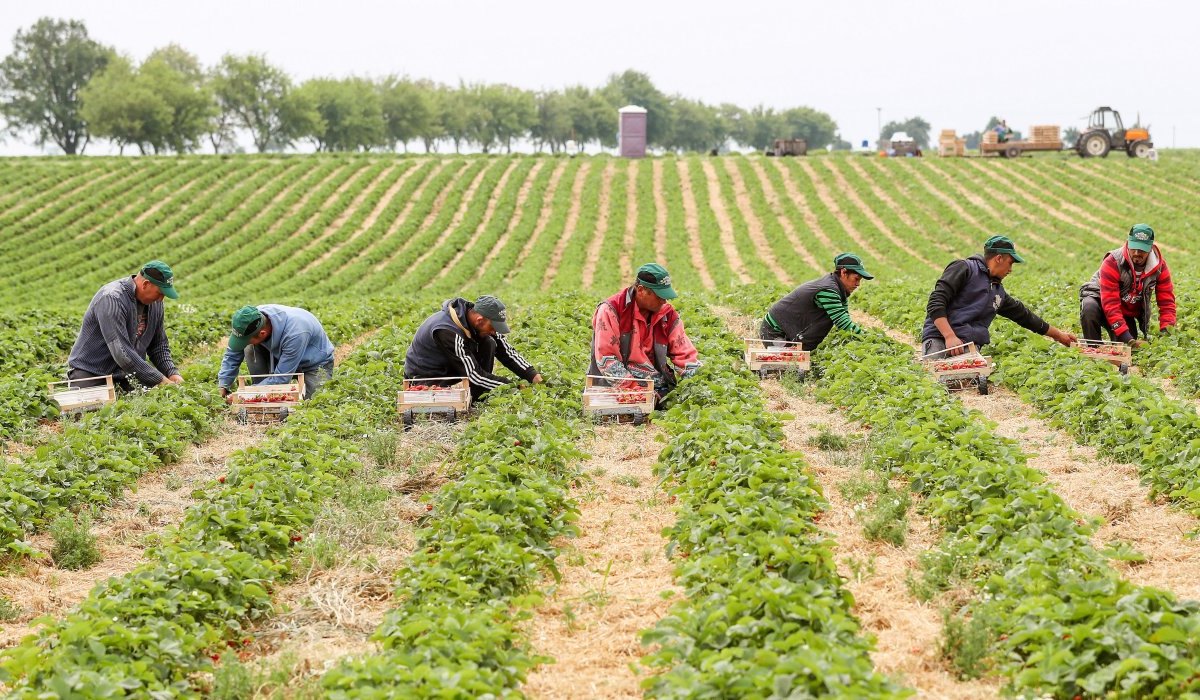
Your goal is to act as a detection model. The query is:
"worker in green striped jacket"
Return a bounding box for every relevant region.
[761,253,874,351]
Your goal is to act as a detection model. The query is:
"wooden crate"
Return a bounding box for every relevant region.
[397,377,471,415]
[744,338,810,375]
[232,373,304,423]
[1029,125,1061,143]
[919,342,994,381]
[48,375,116,414]
[1072,340,1132,370]
[582,375,654,417]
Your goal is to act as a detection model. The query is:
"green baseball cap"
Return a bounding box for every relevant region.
[228,306,264,351]
[1127,223,1155,252]
[983,235,1025,264]
[834,252,875,280]
[636,263,677,300]
[473,295,510,334]
[140,260,178,299]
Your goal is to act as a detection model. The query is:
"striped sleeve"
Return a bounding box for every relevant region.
[814,289,861,333]
[455,335,505,390]
[495,334,537,381]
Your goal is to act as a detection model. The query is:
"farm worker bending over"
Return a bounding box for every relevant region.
[762,252,875,351]
[1079,223,1175,347]
[590,263,701,404]
[218,305,335,402]
[404,295,542,401]
[921,236,1076,357]
[67,260,183,392]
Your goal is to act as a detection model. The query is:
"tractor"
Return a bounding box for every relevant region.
[1076,106,1152,158]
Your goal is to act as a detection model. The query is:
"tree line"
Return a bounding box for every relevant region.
[0,18,842,156]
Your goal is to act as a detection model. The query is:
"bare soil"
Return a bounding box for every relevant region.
[675,160,715,290]
[524,424,679,699]
[697,159,752,284]
[430,160,523,285]
[719,158,791,285]
[580,161,617,290]
[541,160,594,290]
[503,161,569,285]
[747,157,821,272]
[796,159,883,261]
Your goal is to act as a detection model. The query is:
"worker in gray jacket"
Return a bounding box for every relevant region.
[67,261,183,391]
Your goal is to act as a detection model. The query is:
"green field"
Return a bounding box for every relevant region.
[2,152,1200,699]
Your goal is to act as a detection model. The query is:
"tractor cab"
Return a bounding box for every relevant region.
[1077,106,1152,158]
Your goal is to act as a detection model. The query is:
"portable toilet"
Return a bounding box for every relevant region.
[618,105,647,158]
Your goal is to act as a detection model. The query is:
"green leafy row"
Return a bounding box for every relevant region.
[639,301,908,699]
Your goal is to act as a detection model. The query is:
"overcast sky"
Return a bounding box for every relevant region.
[2,0,1197,154]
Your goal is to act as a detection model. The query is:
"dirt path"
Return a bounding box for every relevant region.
[541,160,594,290]
[524,424,679,699]
[0,421,268,648]
[468,160,547,288]
[428,160,522,285]
[340,160,447,277]
[503,161,569,285]
[747,158,821,273]
[855,310,1200,604]
[617,161,638,282]
[698,159,753,285]
[720,158,791,285]
[651,160,668,263]
[248,424,454,692]
[924,161,1058,252]
[374,162,472,273]
[765,158,834,250]
[819,159,939,270]
[675,160,715,290]
[891,160,987,232]
[132,164,212,225]
[1008,162,1121,231]
[402,160,504,280]
[715,307,998,697]
[797,159,883,260]
[291,164,402,269]
[305,162,426,272]
[581,162,616,290]
[846,159,963,255]
[963,161,1091,244]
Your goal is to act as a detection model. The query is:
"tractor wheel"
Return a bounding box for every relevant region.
[977,376,990,395]
[278,407,289,422]
[632,413,648,426]
[1004,145,1021,159]
[237,408,248,425]
[1129,141,1151,158]
[1080,133,1110,158]
[402,411,415,431]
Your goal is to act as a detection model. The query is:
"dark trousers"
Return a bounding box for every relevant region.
[759,319,789,346]
[1080,296,1143,342]
[67,367,136,392]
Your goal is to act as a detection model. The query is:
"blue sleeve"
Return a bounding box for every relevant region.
[262,331,310,384]
[218,347,245,389]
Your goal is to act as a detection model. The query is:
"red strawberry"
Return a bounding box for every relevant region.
[218,476,226,484]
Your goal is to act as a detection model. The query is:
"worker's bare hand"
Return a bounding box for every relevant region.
[167,374,184,384]
[1047,327,1076,347]
[532,373,544,384]
[224,393,236,405]
[944,334,966,356]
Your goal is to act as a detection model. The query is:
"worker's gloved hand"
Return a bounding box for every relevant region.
[1131,339,1148,349]
[1158,325,1174,337]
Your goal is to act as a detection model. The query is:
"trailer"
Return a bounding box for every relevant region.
[764,138,807,157]
[980,125,1062,158]
[231,373,304,424]
[743,338,810,380]
[397,377,471,429]
[582,375,654,425]
[48,375,116,415]
[919,342,994,395]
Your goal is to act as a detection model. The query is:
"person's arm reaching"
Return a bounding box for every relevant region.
[95,296,167,386]
[146,306,181,382]
[494,334,539,382]
[813,289,862,333]
[664,316,701,379]
[433,329,508,391]
[997,295,1075,346]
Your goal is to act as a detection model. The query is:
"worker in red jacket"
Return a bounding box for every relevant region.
[589,263,701,404]
[1079,223,1176,347]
